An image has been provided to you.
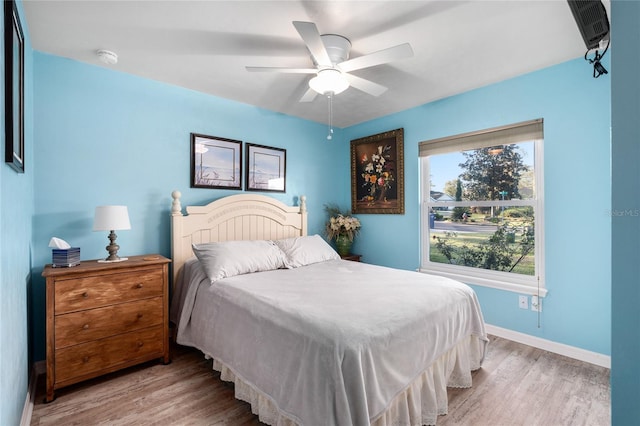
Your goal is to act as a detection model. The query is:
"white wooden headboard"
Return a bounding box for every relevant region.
[170,191,308,284]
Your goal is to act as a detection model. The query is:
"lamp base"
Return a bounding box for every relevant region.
[102,230,127,263]
[98,257,129,263]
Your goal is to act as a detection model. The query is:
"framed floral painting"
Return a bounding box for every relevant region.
[350,128,404,214]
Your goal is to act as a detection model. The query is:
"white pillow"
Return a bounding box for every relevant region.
[192,240,287,283]
[273,234,340,268]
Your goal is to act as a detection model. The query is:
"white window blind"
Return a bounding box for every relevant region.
[419,119,543,157]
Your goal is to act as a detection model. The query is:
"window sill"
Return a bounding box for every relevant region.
[418,266,547,297]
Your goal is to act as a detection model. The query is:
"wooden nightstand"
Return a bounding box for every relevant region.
[340,254,362,262]
[42,254,171,402]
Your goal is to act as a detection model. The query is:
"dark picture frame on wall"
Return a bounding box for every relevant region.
[190,133,242,189]
[4,0,24,173]
[245,143,286,193]
[351,128,405,214]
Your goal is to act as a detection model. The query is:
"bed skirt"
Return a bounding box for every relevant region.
[209,335,486,426]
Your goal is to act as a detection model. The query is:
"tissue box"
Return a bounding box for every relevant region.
[52,247,81,267]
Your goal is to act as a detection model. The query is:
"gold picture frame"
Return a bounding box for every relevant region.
[351,128,404,214]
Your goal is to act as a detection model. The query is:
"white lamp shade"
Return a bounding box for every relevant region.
[93,205,131,231]
[309,69,350,95]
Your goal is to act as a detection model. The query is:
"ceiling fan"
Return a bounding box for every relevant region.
[246,21,414,103]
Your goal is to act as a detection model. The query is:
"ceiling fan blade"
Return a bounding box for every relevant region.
[344,74,388,97]
[299,87,318,103]
[292,21,332,67]
[338,43,413,73]
[246,67,317,74]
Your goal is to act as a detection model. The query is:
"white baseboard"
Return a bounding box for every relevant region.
[20,361,45,426]
[485,324,610,369]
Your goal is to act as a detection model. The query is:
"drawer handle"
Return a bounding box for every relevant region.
[137,341,144,347]
[136,283,144,289]
[82,292,89,298]
[82,356,89,363]
[82,324,89,330]
[137,313,143,319]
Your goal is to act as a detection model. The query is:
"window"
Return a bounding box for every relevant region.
[419,119,545,296]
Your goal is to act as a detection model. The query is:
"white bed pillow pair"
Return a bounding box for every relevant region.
[192,234,340,284]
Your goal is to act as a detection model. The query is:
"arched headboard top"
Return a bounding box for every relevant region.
[170,191,308,284]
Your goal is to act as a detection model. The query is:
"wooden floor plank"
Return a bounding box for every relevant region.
[31,336,610,425]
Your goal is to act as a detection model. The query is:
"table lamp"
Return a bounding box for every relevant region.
[93,205,131,262]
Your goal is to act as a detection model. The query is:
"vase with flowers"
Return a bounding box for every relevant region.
[324,204,361,256]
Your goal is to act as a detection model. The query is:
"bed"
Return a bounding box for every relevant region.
[169,191,488,426]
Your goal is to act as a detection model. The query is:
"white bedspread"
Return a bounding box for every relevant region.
[174,259,487,426]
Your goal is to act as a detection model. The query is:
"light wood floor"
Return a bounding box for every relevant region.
[31,336,610,426]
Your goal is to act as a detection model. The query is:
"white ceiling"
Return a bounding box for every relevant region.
[23,0,603,128]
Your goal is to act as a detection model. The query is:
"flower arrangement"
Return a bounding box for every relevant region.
[360,144,395,202]
[324,204,361,242]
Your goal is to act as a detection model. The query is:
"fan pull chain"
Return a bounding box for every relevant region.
[327,92,334,140]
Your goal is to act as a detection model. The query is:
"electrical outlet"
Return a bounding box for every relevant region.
[518,295,528,309]
[531,295,542,312]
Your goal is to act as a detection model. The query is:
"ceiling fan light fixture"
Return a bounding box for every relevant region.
[309,69,349,95]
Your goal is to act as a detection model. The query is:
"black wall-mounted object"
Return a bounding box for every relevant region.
[567,0,610,50]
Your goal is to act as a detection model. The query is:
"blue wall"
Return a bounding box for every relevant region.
[30,52,612,363]
[30,52,340,361]
[343,57,611,356]
[0,1,33,424]
[611,1,640,423]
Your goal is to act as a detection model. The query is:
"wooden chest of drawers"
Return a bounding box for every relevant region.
[42,254,171,402]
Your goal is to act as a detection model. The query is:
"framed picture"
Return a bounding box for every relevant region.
[190,133,242,189]
[4,0,24,173]
[245,143,286,192]
[351,128,404,214]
